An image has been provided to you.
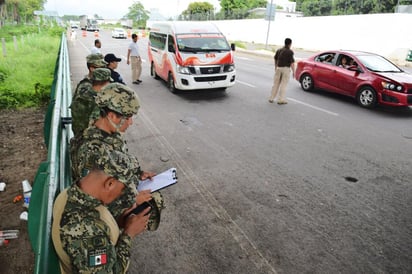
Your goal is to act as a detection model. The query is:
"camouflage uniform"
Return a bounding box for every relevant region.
[70,83,164,229]
[72,54,107,98]
[52,150,134,274]
[72,125,141,219]
[71,67,111,137]
[70,54,107,136]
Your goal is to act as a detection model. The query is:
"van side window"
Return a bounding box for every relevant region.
[149,32,167,50]
[168,35,176,53]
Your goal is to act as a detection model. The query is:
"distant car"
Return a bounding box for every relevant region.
[86,25,99,32]
[295,50,412,108]
[71,25,78,29]
[112,28,127,39]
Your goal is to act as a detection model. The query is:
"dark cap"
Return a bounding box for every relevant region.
[104,53,122,63]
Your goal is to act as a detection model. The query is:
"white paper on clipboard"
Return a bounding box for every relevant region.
[137,168,177,192]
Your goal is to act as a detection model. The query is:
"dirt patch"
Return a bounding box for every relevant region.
[0,108,47,274]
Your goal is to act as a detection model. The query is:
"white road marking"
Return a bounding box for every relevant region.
[236,80,256,88]
[287,97,339,116]
[237,56,252,60]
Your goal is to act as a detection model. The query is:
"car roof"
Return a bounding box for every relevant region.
[322,50,380,57]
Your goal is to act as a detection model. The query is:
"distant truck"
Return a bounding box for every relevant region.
[79,15,99,31]
[148,21,236,92]
[120,19,133,29]
[79,15,87,30]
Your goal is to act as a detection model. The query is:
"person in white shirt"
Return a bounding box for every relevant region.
[91,39,102,54]
[126,34,142,84]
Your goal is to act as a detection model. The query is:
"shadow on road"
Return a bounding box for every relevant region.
[175,88,229,102]
[311,89,412,117]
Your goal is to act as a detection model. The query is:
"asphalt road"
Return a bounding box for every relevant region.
[68,29,412,274]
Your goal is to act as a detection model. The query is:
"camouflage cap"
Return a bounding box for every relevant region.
[86,53,108,68]
[96,83,140,116]
[92,68,112,82]
[96,150,134,185]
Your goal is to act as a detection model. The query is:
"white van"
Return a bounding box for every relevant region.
[148,21,236,92]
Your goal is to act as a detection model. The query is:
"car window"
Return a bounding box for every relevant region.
[336,54,353,68]
[357,55,402,73]
[315,53,335,64]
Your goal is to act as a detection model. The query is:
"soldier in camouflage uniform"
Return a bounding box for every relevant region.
[71,67,112,137]
[70,83,164,231]
[52,150,150,274]
[72,53,107,98]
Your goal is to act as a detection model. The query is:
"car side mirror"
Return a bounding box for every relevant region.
[168,45,175,53]
[231,43,236,51]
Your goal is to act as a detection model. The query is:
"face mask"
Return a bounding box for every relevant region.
[107,115,126,133]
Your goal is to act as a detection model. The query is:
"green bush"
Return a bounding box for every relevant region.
[232,41,246,49]
[0,90,19,109]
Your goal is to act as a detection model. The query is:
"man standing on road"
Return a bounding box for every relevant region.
[105,53,126,85]
[127,33,142,85]
[268,38,295,105]
[91,39,102,54]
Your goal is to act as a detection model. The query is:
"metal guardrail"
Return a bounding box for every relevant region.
[28,32,73,274]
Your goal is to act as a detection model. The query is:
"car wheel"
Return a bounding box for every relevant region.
[151,62,160,80]
[300,73,314,91]
[356,86,377,108]
[168,72,177,93]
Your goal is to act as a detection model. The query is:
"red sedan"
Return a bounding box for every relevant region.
[294,50,412,108]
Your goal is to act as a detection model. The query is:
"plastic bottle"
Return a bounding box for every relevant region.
[22,179,32,208]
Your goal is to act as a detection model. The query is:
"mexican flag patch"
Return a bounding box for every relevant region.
[89,251,107,266]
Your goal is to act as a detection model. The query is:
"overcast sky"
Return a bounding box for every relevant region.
[44,0,221,19]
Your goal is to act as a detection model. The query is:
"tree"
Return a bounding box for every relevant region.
[0,0,45,24]
[125,1,149,28]
[181,2,215,20]
[219,0,267,19]
[296,0,401,16]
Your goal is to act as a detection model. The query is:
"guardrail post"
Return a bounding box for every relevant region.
[2,38,6,57]
[13,36,17,51]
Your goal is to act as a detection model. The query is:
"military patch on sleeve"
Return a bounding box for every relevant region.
[88,249,107,266]
[87,236,108,266]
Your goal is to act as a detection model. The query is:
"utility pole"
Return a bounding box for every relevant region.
[265,0,275,50]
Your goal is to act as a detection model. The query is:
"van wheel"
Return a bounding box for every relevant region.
[151,63,160,80]
[168,72,177,93]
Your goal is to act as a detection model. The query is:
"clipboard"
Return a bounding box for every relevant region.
[137,168,177,192]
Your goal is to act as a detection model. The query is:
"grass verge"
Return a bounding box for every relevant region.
[0,25,62,109]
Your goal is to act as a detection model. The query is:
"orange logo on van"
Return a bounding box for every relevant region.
[180,53,233,66]
[205,53,216,58]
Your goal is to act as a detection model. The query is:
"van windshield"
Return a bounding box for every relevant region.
[176,34,230,53]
